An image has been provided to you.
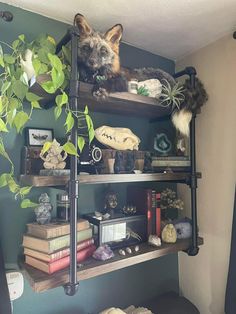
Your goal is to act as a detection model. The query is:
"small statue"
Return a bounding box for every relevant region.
[104,190,119,217]
[40,139,67,170]
[143,152,153,173]
[34,193,53,224]
[114,151,125,174]
[161,223,177,243]
[125,151,135,173]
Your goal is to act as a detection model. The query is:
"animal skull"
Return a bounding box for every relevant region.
[95,126,140,150]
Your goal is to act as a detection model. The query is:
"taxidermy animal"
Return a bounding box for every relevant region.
[75,14,208,136]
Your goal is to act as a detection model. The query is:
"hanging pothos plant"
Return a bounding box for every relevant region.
[0,33,94,208]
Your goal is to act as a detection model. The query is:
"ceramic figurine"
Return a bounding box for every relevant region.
[114,151,125,174]
[125,151,135,173]
[34,193,53,224]
[40,139,67,170]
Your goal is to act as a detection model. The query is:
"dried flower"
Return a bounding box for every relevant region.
[160,188,184,211]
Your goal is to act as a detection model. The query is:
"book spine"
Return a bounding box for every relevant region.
[27,220,90,239]
[156,193,161,237]
[49,238,94,262]
[49,245,96,274]
[49,228,92,253]
[151,190,156,235]
[146,190,152,237]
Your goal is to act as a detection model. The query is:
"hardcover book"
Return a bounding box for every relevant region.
[26,219,90,239]
[22,228,92,254]
[23,238,94,263]
[127,186,158,236]
[25,244,96,274]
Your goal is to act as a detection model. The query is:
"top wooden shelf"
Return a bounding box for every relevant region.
[31,81,172,119]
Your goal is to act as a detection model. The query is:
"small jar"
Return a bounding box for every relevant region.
[56,194,70,222]
[128,78,138,94]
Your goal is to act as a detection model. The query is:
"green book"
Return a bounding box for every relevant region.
[22,228,92,254]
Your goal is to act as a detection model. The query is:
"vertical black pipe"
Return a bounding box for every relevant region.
[63,27,80,296]
[188,74,199,256]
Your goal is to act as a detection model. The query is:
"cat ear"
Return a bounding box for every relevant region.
[74,13,92,37]
[105,24,123,46]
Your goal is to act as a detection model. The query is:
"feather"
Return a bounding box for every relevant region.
[171,109,192,137]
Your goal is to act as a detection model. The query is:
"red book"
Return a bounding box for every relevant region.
[23,238,94,263]
[127,186,154,236]
[25,244,96,274]
[156,193,161,237]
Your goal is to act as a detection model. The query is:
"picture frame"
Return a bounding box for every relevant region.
[24,127,54,147]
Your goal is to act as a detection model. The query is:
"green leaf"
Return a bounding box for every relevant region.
[88,127,95,144]
[12,39,20,50]
[7,177,20,193]
[20,72,29,86]
[21,199,38,208]
[0,45,3,57]
[31,101,41,109]
[77,136,85,152]
[41,141,52,155]
[40,81,56,94]
[84,106,89,114]
[0,97,3,114]
[1,81,11,95]
[0,173,11,187]
[26,92,42,102]
[65,111,74,133]
[18,34,25,42]
[12,80,28,100]
[85,114,93,131]
[9,98,20,110]
[51,68,64,90]
[62,141,78,156]
[55,92,68,107]
[54,106,62,120]
[6,109,17,127]
[13,111,29,133]
[37,48,50,64]
[3,54,15,64]
[0,56,4,67]
[0,118,8,132]
[47,53,63,71]
[20,186,32,196]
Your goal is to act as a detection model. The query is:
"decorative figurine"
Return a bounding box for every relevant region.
[125,151,135,173]
[143,152,153,173]
[34,193,53,225]
[114,151,125,174]
[161,223,177,243]
[104,190,119,216]
[40,139,67,170]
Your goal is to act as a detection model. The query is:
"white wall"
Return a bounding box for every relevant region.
[177,34,236,314]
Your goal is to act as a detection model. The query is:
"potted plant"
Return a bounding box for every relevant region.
[0,33,94,207]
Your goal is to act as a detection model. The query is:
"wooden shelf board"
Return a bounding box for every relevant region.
[21,238,203,293]
[31,81,172,119]
[20,172,201,187]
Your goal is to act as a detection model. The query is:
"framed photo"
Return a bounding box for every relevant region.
[25,127,54,146]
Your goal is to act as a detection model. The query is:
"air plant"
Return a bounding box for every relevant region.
[159,79,185,111]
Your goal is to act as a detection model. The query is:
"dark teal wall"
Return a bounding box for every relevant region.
[0,3,178,314]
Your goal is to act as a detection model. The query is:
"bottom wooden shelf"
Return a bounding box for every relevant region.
[20,237,203,293]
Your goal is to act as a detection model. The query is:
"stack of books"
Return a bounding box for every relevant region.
[151,156,190,172]
[23,219,96,274]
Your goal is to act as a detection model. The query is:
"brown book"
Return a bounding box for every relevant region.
[22,228,92,254]
[26,219,90,239]
[25,244,96,274]
[23,238,94,263]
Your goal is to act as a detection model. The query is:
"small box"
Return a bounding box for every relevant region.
[83,213,147,249]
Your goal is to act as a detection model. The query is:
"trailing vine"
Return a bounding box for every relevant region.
[0,33,94,207]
